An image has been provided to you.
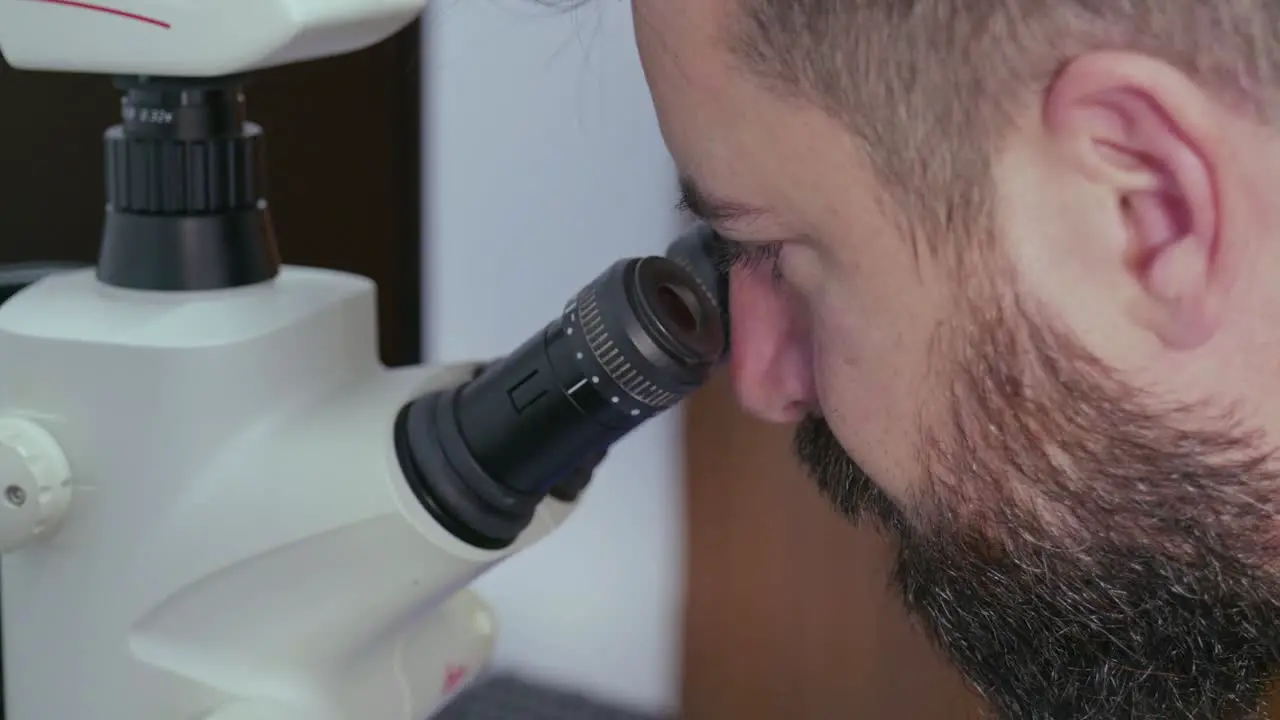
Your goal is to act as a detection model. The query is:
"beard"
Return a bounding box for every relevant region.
[794,291,1280,720]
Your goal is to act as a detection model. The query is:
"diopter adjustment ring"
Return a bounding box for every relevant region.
[572,284,679,409]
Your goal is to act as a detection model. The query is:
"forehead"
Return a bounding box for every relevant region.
[631,1,732,87]
[632,1,874,226]
[632,3,753,176]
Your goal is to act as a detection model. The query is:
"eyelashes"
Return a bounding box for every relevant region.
[709,233,784,283]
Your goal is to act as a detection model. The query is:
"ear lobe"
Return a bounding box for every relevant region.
[1044,51,1225,351]
[1132,225,1220,350]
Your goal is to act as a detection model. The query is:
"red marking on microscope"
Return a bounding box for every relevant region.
[442,664,468,694]
[27,0,169,28]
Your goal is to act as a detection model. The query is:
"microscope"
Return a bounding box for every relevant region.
[0,1,729,718]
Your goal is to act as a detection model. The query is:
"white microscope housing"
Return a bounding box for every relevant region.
[0,2,729,717]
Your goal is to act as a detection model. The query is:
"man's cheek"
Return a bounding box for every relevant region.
[809,331,920,503]
[809,328,869,434]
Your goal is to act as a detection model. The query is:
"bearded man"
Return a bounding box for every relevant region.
[618,2,1280,718]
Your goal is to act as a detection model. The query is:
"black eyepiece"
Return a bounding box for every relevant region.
[664,223,730,361]
[395,254,725,549]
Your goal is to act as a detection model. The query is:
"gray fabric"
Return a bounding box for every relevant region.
[436,674,664,720]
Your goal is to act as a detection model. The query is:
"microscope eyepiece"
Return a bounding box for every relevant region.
[664,223,730,361]
[396,253,724,549]
[558,255,723,411]
[632,256,722,367]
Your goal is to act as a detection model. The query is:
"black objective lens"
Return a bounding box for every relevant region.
[665,223,730,361]
[98,75,279,291]
[395,255,725,549]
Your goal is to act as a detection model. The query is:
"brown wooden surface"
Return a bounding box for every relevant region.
[681,370,981,719]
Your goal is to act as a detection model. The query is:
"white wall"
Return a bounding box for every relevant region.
[420,1,683,715]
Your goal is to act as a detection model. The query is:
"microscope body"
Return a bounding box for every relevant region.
[0,0,425,77]
[0,2,730,717]
[0,266,574,719]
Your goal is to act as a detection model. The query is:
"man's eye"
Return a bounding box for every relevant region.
[710,235,783,282]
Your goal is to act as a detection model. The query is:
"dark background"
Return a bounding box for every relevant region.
[0,24,424,365]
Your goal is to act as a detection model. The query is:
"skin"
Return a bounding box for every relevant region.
[634,1,1280,717]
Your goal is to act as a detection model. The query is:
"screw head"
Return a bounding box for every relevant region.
[5,486,26,507]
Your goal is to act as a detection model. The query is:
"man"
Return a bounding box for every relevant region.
[628,2,1280,719]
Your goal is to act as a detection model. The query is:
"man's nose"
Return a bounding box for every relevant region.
[727,266,817,424]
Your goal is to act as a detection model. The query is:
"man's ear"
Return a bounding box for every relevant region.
[1044,51,1226,350]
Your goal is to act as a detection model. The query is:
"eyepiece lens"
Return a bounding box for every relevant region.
[632,256,725,368]
[655,282,701,336]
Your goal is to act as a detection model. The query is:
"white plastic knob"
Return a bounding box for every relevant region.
[0,416,72,552]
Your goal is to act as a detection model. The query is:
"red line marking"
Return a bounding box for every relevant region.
[27,0,169,28]
[442,664,468,694]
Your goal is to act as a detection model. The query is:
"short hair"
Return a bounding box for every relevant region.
[729,2,1280,259]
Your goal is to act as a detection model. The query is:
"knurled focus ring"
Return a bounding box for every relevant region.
[572,285,679,409]
[104,126,263,214]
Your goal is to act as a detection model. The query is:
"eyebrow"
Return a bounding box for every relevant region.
[676,174,767,225]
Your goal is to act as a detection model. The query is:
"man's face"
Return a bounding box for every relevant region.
[634,2,1280,718]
